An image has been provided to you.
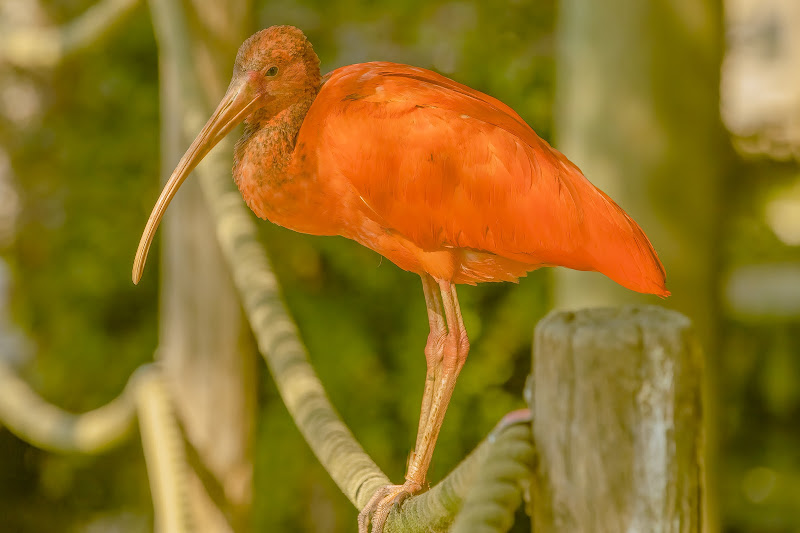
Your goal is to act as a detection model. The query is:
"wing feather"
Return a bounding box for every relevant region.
[303,62,667,295]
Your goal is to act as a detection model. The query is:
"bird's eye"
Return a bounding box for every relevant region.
[265,66,278,77]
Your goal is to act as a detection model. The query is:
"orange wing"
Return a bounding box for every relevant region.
[304,63,667,296]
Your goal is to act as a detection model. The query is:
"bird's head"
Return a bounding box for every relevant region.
[232,26,321,124]
[132,26,320,284]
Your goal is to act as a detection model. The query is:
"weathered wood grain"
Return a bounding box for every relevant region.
[528,306,704,533]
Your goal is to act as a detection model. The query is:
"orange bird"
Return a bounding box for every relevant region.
[133,26,668,531]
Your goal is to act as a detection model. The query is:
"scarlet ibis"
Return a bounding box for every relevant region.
[133,25,668,531]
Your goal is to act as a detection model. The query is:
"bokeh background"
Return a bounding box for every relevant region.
[0,0,798,531]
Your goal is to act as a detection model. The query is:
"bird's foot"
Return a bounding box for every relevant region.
[357,480,422,533]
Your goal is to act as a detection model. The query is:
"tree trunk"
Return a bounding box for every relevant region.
[552,0,726,356]
[553,4,726,528]
[151,0,255,530]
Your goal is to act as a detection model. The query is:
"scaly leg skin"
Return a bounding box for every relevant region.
[416,275,446,453]
[358,277,469,533]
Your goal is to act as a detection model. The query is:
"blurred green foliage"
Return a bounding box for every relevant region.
[718,159,800,532]
[0,0,798,532]
[0,5,159,531]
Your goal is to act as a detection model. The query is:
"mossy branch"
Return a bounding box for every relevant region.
[385,418,534,533]
[135,364,194,533]
[450,422,534,533]
[191,140,391,508]
[0,359,137,453]
[148,0,389,509]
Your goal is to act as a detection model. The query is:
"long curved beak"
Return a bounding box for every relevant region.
[132,78,263,284]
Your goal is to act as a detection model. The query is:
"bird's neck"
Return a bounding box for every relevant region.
[236,97,312,171]
[232,97,317,224]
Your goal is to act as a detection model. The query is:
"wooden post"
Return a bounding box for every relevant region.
[528,306,704,532]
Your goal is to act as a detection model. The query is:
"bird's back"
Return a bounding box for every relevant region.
[295,62,668,296]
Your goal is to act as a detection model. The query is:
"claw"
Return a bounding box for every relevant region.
[358,481,420,533]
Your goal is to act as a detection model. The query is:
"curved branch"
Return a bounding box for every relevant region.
[0,0,142,68]
[147,0,389,509]
[450,423,534,532]
[0,359,137,453]
[383,414,533,533]
[135,363,193,533]
[193,149,391,508]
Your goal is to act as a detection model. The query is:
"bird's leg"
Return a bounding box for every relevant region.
[405,280,469,488]
[415,274,447,453]
[358,279,469,533]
